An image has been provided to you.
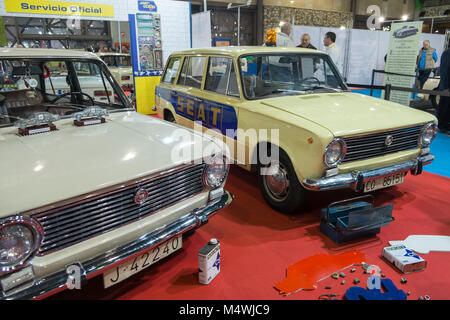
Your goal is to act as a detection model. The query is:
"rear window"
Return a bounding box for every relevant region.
[162,56,181,84]
[177,56,206,89]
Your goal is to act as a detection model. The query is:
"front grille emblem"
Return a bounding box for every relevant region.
[134,188,149,205]
[384,135,394,147]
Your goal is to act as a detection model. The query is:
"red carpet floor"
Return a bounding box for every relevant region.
[50,167,450,300]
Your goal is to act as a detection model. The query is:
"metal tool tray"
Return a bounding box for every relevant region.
[320,195,394,244]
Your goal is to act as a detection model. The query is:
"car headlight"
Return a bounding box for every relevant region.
[203,154,229,189]
[420,122,437,147]
[323,138,347,168]
[0,217,41,273]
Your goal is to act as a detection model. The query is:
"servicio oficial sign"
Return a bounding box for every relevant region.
[4,0,115,17]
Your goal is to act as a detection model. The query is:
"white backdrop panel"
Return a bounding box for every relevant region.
[192,11,212,49]
[347,29,379,85]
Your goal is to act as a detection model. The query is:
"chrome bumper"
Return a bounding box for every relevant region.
[1,190,233,300]
[302,155,434,192]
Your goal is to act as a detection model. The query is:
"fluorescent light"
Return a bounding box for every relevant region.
[402,15,408,21]
[340,26,346,30]
[379,17,385,22]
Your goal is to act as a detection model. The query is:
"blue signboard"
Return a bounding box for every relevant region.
[138,1,157,12]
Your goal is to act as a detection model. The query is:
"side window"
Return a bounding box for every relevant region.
[227,63,240,97]
[177,56,206,89]
[75,62,114,103]
[43,61,70,96]
[205,57,231,95]
[205,57,239,97]
[324,61,340,88]
[162,56,181,84]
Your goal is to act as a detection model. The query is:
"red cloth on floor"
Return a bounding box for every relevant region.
[50,169,450,300]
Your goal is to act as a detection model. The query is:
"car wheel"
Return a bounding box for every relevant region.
[164,110,176,123]
[430,88,439,107]
[257,148,305,214]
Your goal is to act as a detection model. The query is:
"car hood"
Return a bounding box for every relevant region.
[261,92,436,136]
[0,112,216,216]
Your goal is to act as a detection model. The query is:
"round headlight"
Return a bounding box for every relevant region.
[420,123,437,147]
[0,217,41,272]
[323,138,347,168]
[203,154,229,189]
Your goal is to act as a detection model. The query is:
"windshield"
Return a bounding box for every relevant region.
[239,53,347,99]
[102,55,132,67]
[0,58,130,128]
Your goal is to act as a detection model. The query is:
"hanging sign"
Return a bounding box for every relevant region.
[384,21,423,106]
[4,0,114,17]
[138,1,157,12]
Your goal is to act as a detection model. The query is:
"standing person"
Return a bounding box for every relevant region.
[323,31,343,74]
[276,22,295,47]
[297,34,317,50]
[437,48,450,135]
[266,22,295,82]
[417,40,438,89]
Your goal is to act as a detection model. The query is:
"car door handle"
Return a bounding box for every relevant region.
[170,90,177,95]
[193,98,202,103]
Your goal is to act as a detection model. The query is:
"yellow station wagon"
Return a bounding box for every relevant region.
[156,47,437,213]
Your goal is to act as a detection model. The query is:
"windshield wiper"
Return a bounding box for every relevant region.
[309,86,343,92]
[260,89,307,97]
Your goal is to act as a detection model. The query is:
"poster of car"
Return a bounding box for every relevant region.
[384,21,423,106]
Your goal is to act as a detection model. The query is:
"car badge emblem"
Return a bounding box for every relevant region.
[134,188,149,205]
[385,135,394,147]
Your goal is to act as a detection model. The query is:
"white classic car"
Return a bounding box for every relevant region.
[418,71,440,107]
[0,48,232,300]
[96,52,134,92]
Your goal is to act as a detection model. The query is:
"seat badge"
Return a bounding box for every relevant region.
[384,135,394,147]
[134,188,149,205]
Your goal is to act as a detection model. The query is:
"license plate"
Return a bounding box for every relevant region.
[103,235,182,289]
[364,172,406,193]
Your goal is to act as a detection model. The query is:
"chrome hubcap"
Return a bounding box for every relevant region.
[263,162,290,201]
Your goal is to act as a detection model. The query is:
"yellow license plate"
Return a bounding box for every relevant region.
[364,172,406,193]
[103,235,182,289]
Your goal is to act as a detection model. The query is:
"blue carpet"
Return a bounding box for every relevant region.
[426,132,450,178]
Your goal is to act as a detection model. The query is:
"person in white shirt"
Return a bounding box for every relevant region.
[323,31,343,75]
[276,22,295,47]
[267,22,295,82]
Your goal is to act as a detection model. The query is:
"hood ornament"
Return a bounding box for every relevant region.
[134,188,149,205]
[384,135,394,147]
[73,106,109,127]
[15,112,59,136]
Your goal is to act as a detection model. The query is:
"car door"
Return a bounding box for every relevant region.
[157,55,207,128]
[156,55,183,122]
[172,55,208,129]
[193,55,241,160]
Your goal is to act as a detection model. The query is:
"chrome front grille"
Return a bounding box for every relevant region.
[32,163,205,255]
[342,126,422,163]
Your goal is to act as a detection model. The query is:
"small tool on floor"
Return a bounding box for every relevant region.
[319,294,339,300]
